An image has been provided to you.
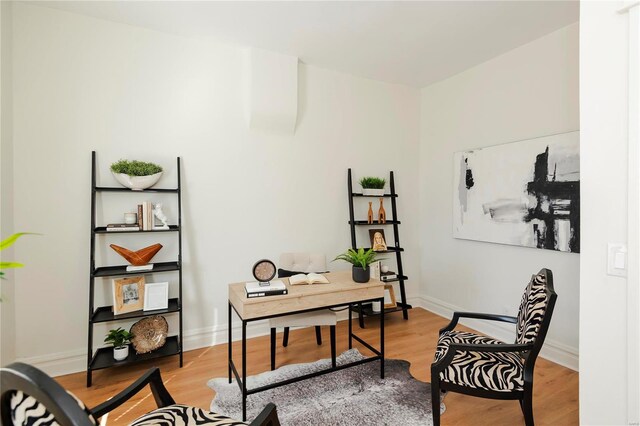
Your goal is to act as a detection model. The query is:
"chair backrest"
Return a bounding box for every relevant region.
[279,253,327,273]
[515,269,557,358]
[1,362,96,426]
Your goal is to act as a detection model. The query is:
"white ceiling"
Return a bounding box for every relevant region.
[34,1,579,88]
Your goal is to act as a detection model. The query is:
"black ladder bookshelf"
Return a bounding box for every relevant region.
[347,168,412,328]
[87,151,183,387]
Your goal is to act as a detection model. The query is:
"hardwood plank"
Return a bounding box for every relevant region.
[55,308,578,425]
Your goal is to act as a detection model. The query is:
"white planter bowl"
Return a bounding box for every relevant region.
[113,171,163,191]
[113,345,129,361]
[362,188,385,196]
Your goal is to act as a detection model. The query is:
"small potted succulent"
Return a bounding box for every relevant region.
[104,327,133,361]
[111,159,163,191]
[359,177,386,196]
[333,248,381,283]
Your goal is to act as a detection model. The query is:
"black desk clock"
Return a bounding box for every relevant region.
[252,259,276,287]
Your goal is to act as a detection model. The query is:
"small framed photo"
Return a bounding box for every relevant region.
[113,276,145,315]
[383,284,397,309]
[144,282,169,311]
[369,229,388,251]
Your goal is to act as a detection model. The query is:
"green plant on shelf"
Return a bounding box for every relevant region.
[111,159,163,176]
[104,327,133,348]
[333,248,381,270]
[359,176,386,189]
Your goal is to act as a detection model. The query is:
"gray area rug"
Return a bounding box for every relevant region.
[208,349,444,425]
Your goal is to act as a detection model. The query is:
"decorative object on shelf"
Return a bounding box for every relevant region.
[371,300,382,312]
[367,202,374,224]
[112,276,145,315]
[104,327,133,361]
[144,282,169,311]
[124,212,137,224]
[106,223,140,232]
[252,259,276,287]
[130,315,168,354]
[359,176,386,196]
[369,229,388,252]
[377,198,386,223]
[333,248,380,283]
[152,203,170,230]
[110,243,163,266]
[370,261,381,280]
[384,284,397,309]
[453,131,580,253]
[111,159,164,191]
[381,265,390,274]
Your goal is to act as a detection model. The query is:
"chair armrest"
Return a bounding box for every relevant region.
[249,403,280,426]
[90,368,176,419]
[431,342,533,373]
[439,312,517,334]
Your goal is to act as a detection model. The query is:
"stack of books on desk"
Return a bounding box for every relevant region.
[245,280,288,298]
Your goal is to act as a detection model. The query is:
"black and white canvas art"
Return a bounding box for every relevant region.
[453,131,579,253]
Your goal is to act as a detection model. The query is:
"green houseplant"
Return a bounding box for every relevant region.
[111,159,164,191]
[333,248,381,283]
[359,176,386,196]
[1,233,36,301]
[105,327,133,361]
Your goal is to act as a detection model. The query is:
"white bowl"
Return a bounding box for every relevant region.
[113,171,163,191]
[362,188,385,196]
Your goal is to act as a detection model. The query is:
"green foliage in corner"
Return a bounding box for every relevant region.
[111,159,163,177]
[359,176,386,189]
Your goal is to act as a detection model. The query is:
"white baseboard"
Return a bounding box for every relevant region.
[413,294,579,371]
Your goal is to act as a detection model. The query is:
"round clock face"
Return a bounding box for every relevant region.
[252,259,276,282]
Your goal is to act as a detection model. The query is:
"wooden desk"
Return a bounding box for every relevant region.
[228,270,385,421]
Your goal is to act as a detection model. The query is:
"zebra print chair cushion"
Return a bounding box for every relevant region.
[9,390,96,425]
[131,404,247,426]
[516,273,549,345]
[434,331,525,392]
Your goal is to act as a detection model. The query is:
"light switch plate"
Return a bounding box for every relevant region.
[607,243,628,277]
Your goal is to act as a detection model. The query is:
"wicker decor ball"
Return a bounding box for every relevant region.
[130,316,168,354]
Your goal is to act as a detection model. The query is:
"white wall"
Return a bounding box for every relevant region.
[419,24,580,369]
[1,0,16,367]
[10,3,420,374]
[579,2,635,424]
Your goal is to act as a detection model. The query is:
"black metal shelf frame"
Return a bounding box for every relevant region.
[347,168,412,328]
[87,151,184,387]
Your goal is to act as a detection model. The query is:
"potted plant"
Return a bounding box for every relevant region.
[359,177,386,196]
[111,159,163,191]
[333,248,381,283]
[104,327,133,361]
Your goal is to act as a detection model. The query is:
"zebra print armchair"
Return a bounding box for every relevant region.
[1,363,280,426]
[430,268,557,426]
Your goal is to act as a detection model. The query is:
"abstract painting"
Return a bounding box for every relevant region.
[453,131,579,253]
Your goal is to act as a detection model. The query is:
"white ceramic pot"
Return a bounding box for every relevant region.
[372,301,382,312]
[362,188,385,196]
[113,171,163,191]
[113,345,129,361]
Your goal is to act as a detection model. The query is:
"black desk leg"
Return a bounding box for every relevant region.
[348,304,353,349]
[330,325,336,368]
[358,303,365,328]
[380,297,385,379]
[270,328,276,371]
[228,301,232,383]
[242,320,247,422]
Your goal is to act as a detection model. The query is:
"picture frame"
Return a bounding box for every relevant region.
[369,229,388,252]
[383,284,397,309]
[113,276,145,315]
[144,282,169,311]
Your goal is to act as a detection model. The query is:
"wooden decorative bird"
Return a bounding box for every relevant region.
[110,243,163,266]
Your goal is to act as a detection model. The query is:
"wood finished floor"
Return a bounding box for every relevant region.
[56,308,578,425]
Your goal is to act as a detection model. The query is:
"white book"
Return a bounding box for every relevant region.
[289,273,330,285]
[245,279,286,293]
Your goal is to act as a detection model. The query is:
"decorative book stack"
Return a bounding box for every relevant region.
[244,280,288,298]
[106,223,140,232]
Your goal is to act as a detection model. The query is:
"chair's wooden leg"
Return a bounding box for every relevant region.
[315,326,322,345]
[270,328,276,370]
[282,327,289,347]
[521,392,534,426]
[330,325,336,368]
[431,376,441,426]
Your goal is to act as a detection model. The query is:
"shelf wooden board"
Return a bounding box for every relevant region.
[351,193,398,198]
[95,225,179,234]
[95,186,178,193]
[89,335,180,371]
[350,301,412,317]
[91,298,180,323]
[93,261,180,277]
[350,220,401,226]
